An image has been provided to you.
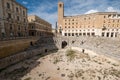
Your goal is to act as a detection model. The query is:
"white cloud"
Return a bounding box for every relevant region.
[28,0,120,28]
[22,1,28,5]
[29,2,57,28]
[85,9,98,14]
[106,7,120,12]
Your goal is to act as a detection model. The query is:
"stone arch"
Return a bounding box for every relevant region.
[62,41,67,48]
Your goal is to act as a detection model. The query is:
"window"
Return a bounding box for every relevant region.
[18,26,20,30]
[68,33,70,36]
[118,14,120,18]
[16,7,19,12]
[24,19,26,22]
[17,16,19,21]
[115,33,117,37]
[7,3,10,9]
[83,33,86,36]
[79,33,82,35]
[59,4,62,8]
[25,27,26,31]
[10,24,12,30]
[65,26,67,28]
[72,33,74,36]
[64,33,67,36]
[8,13,11,19]
[76,33,78,36]
[107,32,109,37]
[23,11,25,16]
[92,33,95,36]
[72,19,74,21]
[32,26,34,29]
[102,32,104,37]
[87,33,90,36]
[113,15,116,18]
[111,33,114,37]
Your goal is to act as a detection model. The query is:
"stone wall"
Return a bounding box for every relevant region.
[0,44,57,70]
[1,36,120,70]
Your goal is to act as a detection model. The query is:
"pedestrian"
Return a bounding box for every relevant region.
[82,49,85,53]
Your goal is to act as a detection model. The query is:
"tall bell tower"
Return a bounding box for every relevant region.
[58,1,64,34]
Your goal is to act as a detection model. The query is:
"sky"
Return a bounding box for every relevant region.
[16,0,120,28]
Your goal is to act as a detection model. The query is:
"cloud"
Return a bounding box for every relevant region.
[28,1,57,28]
[85,9,98,14]
[106,7,120,12]
[27,0,120,28]
[22,1,28,5]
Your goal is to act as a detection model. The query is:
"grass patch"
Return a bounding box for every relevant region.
[53,57,60,64]
[66,49,76,61]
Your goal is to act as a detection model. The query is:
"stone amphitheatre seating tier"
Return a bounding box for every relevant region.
[55,36,120,61]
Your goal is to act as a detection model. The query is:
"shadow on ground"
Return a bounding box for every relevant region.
[0,35,59,80]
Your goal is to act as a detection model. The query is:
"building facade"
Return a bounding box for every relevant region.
[28,15,52,37]
[0,0,28,39]
[58,1,120,37]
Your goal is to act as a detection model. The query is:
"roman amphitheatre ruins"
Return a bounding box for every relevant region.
[0,36,120,80]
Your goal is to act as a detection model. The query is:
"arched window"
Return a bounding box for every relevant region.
[59,4,62,7]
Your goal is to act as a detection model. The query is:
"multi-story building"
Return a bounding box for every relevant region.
[58,1,120,37]
[0,0,28,39]
[28,15,52,37]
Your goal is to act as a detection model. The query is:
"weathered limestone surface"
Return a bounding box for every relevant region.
[0,36,120,70]
[0,36,58,70]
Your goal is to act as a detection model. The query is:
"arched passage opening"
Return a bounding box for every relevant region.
[62,41,67,48]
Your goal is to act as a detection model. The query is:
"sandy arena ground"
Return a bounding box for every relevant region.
[0,47,120,80]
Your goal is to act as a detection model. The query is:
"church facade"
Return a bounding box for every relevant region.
[58,1,120,37]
